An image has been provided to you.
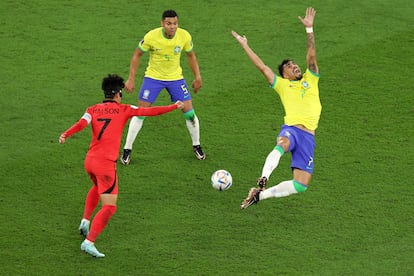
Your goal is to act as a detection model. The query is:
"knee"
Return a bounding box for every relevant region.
[102,205,117,216]
[276,137,290,152]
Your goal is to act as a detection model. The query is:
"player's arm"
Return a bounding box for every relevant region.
[59,113,91,144]
[131,101,184,117]
[186,51,202,93]
[298,7,319,74]
[125,48,144,93]
[231,31,275,85]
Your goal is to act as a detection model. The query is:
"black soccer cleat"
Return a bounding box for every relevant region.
[120,149,132,165]
[257,177,268,190]
[193,145,206,160]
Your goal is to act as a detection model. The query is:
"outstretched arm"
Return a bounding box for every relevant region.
[298,7,319,74]
[59,117,89,144]
[231,31,275,85]
[133,101,184,116]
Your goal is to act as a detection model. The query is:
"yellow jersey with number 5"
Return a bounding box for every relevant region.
[138,27,193,81]
[272,69,322,130]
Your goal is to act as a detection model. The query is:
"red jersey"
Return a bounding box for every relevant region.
[62,100,178,161]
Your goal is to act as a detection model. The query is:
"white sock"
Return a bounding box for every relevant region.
[185,114,200,146]
[124,116,144,149]
[260,180,297,200]
[84,239,93,245]
[261,149,283,179]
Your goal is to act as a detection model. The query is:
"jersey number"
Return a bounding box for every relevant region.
[97,118,111,140]
[181,84,189,96]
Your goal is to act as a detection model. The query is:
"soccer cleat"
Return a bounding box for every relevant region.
[240,188,261,209]
[193,145,206,160]
[79,220,90,237]
[120,149,132,165]
[81,240,105,258]
[257,177,268,190]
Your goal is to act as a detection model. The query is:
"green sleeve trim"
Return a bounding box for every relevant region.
[138,44,148,53]
[269,74,277,89]
[308,68,320,77]
[293,180,308,193]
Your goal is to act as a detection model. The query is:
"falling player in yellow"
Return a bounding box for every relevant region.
[121,10,205,164]
[232,7,322,209]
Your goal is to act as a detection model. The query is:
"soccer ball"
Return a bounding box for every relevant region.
[211,170,232,191]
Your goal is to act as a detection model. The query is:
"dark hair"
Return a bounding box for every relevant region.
[162,10,178,19]
[278,59,293,77]
[102,74,125,98]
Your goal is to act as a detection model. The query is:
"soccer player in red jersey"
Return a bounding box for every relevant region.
[59,74,183,257]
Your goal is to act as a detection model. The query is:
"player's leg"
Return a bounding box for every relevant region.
[79,157,100,236]
[121,100,151,165]
[167,79,205,160]
[85,194,117,244]
[79,184,99,237]
[242,127,315,209]
[241,170,310,209]
[81,162,118,258]
[253,129,315,202]
[257,125,293,189]
[258,143,286,189]
[183,101,205,160]
[259,170,311,200]
[82,196,117,257]
[121,77,163,165]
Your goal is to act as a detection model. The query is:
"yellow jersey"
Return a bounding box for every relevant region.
[138,27,193,81]
[272,69,322,130]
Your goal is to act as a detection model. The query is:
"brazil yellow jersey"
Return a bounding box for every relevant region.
[271,69,322,130]
[138,27,193,81]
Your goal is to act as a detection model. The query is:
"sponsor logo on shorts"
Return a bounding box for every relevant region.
[283,130,291,138]
[143,89,150,100]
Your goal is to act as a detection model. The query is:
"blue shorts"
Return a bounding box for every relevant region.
[278,125,316,174]
[138,77,192,103]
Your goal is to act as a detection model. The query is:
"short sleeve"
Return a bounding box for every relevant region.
[183,31,193,52]
[138,34,150,52]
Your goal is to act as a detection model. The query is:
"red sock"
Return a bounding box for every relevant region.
[83,185,100,220]
[87,205,116,242]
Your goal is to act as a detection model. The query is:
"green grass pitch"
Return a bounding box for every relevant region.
[1,0,413,274]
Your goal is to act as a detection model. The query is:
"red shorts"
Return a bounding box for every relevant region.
[84,156,119,195]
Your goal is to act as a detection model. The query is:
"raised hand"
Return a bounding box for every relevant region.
[231,31,247,45]
[298,7,316,28]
